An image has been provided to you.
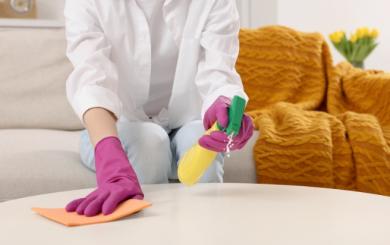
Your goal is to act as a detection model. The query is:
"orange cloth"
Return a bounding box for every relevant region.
[237,26,390,196]
[32,199,151,227]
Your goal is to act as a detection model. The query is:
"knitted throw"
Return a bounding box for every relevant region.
[237,26,390,196]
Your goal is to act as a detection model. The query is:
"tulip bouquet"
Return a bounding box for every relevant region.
[329,27,379,68]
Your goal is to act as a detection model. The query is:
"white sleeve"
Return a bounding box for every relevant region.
[195,0,249,118]
[64,0,122,124]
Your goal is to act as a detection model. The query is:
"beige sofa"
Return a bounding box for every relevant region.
[0,27,258,202]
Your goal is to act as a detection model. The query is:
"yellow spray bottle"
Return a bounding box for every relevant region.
[178,96,247,186]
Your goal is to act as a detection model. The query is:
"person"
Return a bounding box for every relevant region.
[64,0,254,217]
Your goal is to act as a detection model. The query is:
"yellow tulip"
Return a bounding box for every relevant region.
[356,28,362,38]
[329,33,335,42]
[350,34,358,43]
[356,28,363,39]
[332,35,341,43]
[329,32,339,43]
[337,30,346,37]
[330,31,345,43]
[370,28,379,39]
[329,33,335,41]
[363,27,370,37]
[357,27,370,39]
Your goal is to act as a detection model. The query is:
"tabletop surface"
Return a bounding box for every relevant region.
[1,183,390,245]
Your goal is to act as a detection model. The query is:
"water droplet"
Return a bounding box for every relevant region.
[225,133,234,158]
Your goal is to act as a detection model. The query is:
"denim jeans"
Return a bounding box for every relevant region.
[79,120,224,184]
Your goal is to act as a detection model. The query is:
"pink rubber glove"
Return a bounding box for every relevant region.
[65,136,143,217]
[199,96,254,152]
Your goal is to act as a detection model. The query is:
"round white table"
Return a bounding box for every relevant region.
[1,184,389,244]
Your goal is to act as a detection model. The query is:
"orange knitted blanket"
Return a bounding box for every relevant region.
[236,26,390,196]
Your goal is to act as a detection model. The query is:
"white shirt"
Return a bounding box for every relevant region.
[64,0,248,131]
[136,0,179,118]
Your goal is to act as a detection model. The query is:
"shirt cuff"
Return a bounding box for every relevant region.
[71,85,123,125]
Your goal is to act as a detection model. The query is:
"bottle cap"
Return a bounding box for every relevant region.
[217,96,247,136]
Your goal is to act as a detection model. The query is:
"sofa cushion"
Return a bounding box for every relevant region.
[0,27,83,130]
[0,151,96,202]
[223,131,258,183]
[0,129,95,202]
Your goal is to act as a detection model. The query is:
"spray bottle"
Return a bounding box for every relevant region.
[178,96,247,186]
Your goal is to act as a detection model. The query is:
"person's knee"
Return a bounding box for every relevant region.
[119,122,172,184]
[79,122,173,184]
[173,120,204,157]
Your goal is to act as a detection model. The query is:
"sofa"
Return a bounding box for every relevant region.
[0,27,258,202]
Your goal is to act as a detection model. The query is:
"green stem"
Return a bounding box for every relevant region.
[350,61,364,69]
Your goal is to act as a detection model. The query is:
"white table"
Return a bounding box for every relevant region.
[1,184,389,245]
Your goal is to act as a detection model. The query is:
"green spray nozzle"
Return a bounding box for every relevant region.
[217,96,247,136]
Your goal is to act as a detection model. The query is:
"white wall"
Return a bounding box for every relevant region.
[248,0,277,28]
[236,0,251,27]
[32,0,390,70]
[237,0,389,70]
[36,0,64,21]
[237,0,277,28]
[277,0,390,71]
[35,0,272,26]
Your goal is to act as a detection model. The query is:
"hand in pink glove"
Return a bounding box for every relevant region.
[65,136,143,217]
[199,96,254,152]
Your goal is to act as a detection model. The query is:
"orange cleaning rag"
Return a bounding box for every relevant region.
[32,199,152,227]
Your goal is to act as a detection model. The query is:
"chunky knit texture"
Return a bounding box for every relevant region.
[237,26,390,196]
